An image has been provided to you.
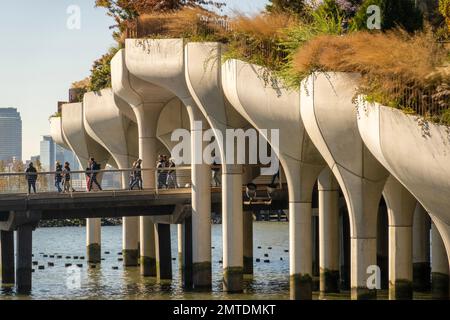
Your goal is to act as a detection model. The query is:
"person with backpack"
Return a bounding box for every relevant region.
[55,161,63,193]
[62,162,75,193]
[25,162,38,194]
[88,157,102,191]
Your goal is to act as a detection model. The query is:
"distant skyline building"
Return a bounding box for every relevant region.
[40,136,55,171]
[0,108,22,161]
[39,135,80,171]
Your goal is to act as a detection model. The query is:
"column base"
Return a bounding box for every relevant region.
[140,256,157,277]
[243,256,253,275]
[413,262,431,292]
[351,287,377,300]
[223,267,243,293]
[290,274,312,300]
[431,272,449,300]
[389,279,413,300]
[123,249,139,267]
[87,243,101,264]
[193,262,212,290]
[320,268,340,293]
[178,253,183,271]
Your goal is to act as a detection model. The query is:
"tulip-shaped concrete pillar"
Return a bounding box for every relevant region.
[83,90,140,266]
[431,222,449,299]
[356,102,450,297]
[318,167,340,294]
[221,59,325,298]
[112,50,177,277]
[60,102,111,264]
[301,73,389,299]
[413,203,431,291]
[124,40,215,288]
[383,176,417,299]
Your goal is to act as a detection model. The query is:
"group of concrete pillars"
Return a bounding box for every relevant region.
[0,225,34,293]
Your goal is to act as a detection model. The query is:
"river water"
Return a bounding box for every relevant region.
[0,222,292,300]
[0,222,432,300]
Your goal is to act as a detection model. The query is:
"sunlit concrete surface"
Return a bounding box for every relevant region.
[222,59,325,299]
[300,72,389,299]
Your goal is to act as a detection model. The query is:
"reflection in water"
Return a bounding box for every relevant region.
[0,222,432,300]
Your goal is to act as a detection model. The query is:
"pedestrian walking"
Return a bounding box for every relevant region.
[88,157,102,191]
[166,158,177,189]
[62,162,75,193]
[157,155,167,189]
[55,161,63,193]
[25,162,38,194]
[130,159,143,190]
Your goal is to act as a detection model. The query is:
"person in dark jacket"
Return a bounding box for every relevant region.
[25,162,38,194]
[63,162,75,193]
[55,161,63,193]
[129,159,143,190]
[88,157,102,191]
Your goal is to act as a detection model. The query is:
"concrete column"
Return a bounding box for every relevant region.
[86,218,101,263]
[182,216,193,289]
[389,226,413,299]
[284,161,320,300]
[140,216,156,277]
[222,164,244,292]
[155,224,172,280]
[122,217,139,266]
[431,223,449,299]
[243,211,253,275]
[413,203,431,292]
[16,224,33,293]
[318,168,340,294]
[191,120,212,289]
[178,224,183,271]
[137,113,159,277]
[349,184,383,300]
[383,176,416,300]
[0,230,15,284]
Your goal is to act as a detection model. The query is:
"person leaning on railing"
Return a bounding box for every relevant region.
[25,162,38,194]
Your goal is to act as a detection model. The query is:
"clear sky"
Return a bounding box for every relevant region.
[0,0,269,161]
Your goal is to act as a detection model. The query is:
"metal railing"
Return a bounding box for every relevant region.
[0,166,192,195]
[378,77,450,120]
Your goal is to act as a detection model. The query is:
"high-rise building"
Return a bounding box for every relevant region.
[40,136,55,171]
[0,108,22,161]
[39,135,80,171]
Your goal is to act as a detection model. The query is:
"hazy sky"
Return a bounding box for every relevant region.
[0,0,268,161]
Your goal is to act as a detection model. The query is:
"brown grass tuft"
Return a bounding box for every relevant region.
[136,7,228,39]
[230,13,297,40]
[293,30,446,84]
[293,30,449,117]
